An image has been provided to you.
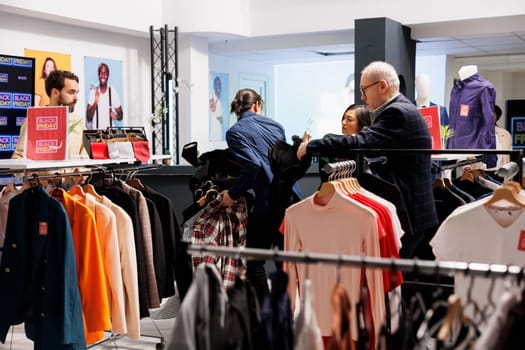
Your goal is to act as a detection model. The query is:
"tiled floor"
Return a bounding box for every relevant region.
[0,317,175,349]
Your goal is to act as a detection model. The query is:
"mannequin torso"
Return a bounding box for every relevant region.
[415,73,432,107]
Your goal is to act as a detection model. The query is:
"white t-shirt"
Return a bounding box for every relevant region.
[87,86,122,129]
[495,125,512,168]
[430,199,525,328]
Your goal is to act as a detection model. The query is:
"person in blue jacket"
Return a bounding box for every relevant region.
[221,88,297,302]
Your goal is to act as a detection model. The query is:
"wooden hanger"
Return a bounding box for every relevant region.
[484,181,525,208]
[437,294,465,342]
[68,184,86,200]
[83,183,104,201]
[3,181,17,194]
[315,181,337,205]
[128,178,145,191]
[339,177,360,194]
[433,178,447,190]
[460,169,475,182]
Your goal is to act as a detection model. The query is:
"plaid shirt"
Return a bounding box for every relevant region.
[191,195,247,287]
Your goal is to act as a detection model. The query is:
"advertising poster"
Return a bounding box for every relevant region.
[507,99,525,149]
[25,106,68,160]
[24,49,71,107]
[84,57,124,130]
[0,54,35,158]
[209,72,229,141]
[418,105,442,150]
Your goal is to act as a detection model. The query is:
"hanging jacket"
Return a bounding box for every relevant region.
[0,187,86,350]
[260,270,294,350]
[224,276,263,350]
[167,263,228,350]
[294,279,323,350]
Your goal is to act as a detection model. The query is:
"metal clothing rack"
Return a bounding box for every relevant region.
[0,162,167,349]
[349,148,523,182]
[186,244,525,280]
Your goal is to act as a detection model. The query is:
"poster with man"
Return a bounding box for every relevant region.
[84,57,124,129]
[209,72,229,141]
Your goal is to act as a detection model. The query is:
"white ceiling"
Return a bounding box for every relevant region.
[207,21,525,70]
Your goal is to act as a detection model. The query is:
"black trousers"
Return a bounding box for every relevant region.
[245,213,273,303]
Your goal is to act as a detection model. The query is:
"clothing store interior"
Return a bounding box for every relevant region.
[1,2,525,350]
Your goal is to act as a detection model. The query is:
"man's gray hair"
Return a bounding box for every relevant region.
[362,61,400,92]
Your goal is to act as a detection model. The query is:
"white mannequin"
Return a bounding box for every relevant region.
[458,65,478,80]
[415,73,432,107]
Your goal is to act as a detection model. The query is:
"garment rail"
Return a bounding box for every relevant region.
[0,163,167,349]
[348,148,523,182]
[186,244,525,280]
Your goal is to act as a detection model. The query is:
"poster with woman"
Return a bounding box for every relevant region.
[209,72,229,141]
[84,57,124,129]
[24,49,71,107]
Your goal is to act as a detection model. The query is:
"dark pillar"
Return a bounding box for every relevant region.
[354,17,416,103]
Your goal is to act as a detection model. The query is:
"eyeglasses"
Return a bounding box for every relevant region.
[359,81,381,97]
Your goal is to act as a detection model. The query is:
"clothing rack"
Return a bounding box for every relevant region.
[0,162,167,349]
[349,148,523,182]
[18,163,162,182]
[186,244,525,280]
[431,156,484,174]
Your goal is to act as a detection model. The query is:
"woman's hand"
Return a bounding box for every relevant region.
[297,139,309,160]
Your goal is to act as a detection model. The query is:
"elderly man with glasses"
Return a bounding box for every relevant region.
[297,61,438,259]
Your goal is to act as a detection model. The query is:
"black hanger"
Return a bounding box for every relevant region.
[462,267,485,325]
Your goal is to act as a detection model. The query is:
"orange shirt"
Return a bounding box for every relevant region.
[52,188,111,344]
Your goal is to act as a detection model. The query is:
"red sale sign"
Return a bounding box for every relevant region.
[25,106,67,160]
[418,105,442,150]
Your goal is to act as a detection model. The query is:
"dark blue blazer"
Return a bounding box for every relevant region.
[0,187,85,350]
[307,94,438,235]
[227,112,292,217]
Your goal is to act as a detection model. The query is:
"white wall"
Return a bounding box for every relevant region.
[273,55,451,142]
[0,0,162,34]
[249,0,525,37]
[275,61,354,141]
[0,11,152,135]
[415,55,448,106]
[197,54,275,152]
[163,0,250,37]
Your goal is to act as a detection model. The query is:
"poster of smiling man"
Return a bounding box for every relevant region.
[84,57,124,129]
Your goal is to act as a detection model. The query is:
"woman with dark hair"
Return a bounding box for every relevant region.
[318,104,371,183]
[35,57,57,106]
[220,88,292,301]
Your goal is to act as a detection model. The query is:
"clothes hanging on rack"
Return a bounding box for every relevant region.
[284,190,386,343]
[68,185,127,335]
[0,183,20,263]
[94,178,161,314]
[130,180,192,300]
[430,183,525,329]
[93,177,151,318]
[357,172,414,238]
[294,278,324,350]
[0,186,86,349]
[185,244,525,349]
[51,187,112,344]
[166,263,229,350]
[190,194,248,287]
[95,188,141,339]
[0,163,172,349]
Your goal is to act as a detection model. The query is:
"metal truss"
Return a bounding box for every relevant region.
[149,25,179,163]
